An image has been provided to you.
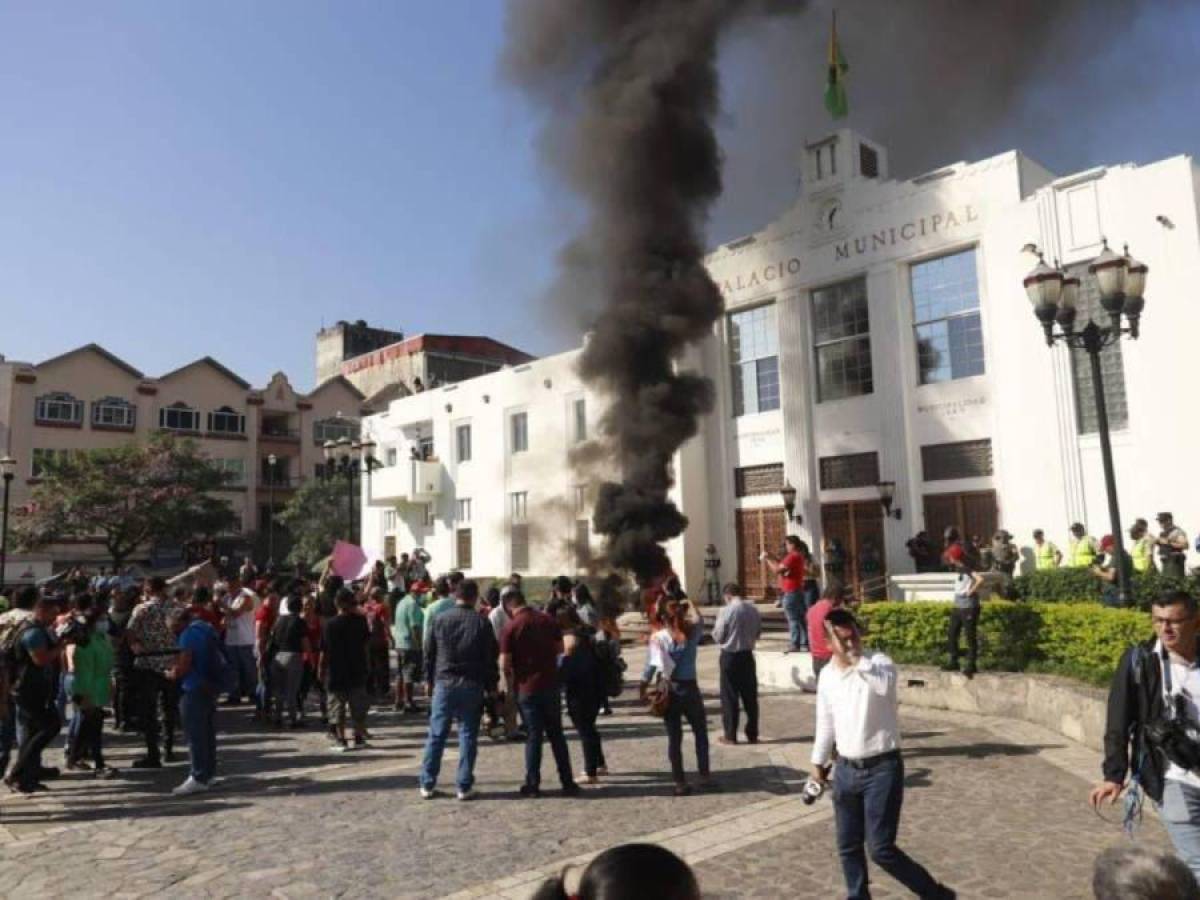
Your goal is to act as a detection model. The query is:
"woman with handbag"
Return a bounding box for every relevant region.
[557,606,608,784]
[640,592,712,796]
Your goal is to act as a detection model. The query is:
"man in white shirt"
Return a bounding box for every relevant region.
[219,584,258,706]
[812,609,954,900]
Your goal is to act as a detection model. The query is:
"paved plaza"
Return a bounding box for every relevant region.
[0,649,1162,899]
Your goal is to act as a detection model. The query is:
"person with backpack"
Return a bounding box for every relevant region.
[363,587,393,699]
[556,606,608,784]
[166,606,227,795]
[0,586,38,780]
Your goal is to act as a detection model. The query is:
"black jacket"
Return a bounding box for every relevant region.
[423,604,499,690]
[1103,637,1174,803]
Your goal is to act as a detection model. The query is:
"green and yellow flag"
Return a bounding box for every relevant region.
[824,11,848,120]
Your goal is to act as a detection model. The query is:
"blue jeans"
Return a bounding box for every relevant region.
[1161,779,1200,880]
[517,689,574,789]
[782,590,807,650]
[227,644,257,703]
[180,685,217,784]
[832,754,944,900]
[420,682,484,792]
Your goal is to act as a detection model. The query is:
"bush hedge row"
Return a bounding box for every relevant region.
[857,600,1152,686]
[1011,567,1200,607]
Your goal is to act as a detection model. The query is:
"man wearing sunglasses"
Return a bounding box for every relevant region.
[1092,591,1200,879]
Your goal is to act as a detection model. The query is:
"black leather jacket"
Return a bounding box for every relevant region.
[1102,638,1178,803]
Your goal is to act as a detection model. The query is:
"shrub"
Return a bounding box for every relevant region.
[1012,567,1200,608]
[857,600,1151,686]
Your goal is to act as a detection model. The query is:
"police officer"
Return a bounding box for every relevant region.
[1067,523,1099,569]
[1130,518,1156,575]
[1156,512,1190,579]
[1032,529,1061,570]
[990,530,1018,598]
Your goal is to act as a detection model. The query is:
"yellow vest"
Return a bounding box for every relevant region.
[1034,542,1059,570]
[1069,537,1097,567]
[1132,537,1154,573]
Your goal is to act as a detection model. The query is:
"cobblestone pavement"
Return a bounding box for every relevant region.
[0,649,1163,898]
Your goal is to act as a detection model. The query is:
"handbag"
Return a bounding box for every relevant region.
[645,680,670,718]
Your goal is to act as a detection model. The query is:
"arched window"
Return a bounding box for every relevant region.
[207,405,245,435]
[159,402,200,432]
[35,392,83,425]
[91,396,136,429]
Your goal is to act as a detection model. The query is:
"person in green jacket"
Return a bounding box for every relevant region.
[67,606,116,777]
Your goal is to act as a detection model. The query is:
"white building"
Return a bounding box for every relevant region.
[362,129,1200,597]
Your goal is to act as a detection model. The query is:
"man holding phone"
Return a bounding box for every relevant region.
[811,609,954,900]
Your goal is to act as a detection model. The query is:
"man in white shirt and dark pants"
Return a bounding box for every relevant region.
[812,609,954,900]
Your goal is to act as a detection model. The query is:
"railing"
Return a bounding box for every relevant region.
[260,427,301,441]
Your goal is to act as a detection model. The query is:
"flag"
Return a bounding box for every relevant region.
[824,10,849,120]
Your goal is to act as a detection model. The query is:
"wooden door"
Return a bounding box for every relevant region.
[922,490,998,544]
[820,501,887,597]
[736,506,787,599]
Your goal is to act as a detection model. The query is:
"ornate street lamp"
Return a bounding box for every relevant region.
[0,456,15,592]
[266,453,278,566]
[780,481,800,525]
[320,434,380,543]
[877,481,902,520]
[1023,239,1149,606]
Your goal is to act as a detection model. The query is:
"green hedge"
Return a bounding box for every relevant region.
[1012,568,1200,608]
[857,600,1151,686]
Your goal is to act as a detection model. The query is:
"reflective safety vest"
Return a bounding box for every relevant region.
[1034,541,1059,570]
[1069,537,1097,568]
[1132,537,1155,573]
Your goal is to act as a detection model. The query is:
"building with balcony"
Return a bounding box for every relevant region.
[362,129,1200,598]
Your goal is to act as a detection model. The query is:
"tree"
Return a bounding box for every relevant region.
[276,478,349,566]
[14,434,238,568]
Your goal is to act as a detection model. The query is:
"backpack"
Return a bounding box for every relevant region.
[0,617,36,688]
[594,637,627,699]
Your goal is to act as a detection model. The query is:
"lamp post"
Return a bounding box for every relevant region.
[877,481,902,520]
[0,456,15,593]
[322,437,380,544]
[780,481,800,527]
[1023,239,1148,607]
[266,453,277,566]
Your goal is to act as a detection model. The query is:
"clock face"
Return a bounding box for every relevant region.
[817,198,842,232]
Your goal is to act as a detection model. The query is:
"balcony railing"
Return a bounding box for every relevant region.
[260,427,301,441]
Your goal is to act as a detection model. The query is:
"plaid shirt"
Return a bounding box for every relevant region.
[127,596,180,673]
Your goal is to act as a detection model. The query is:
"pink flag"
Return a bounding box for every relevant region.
[330,541,368,580]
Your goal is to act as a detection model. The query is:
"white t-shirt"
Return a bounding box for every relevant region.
[223,590,259,646]
[1164,647,1200,789]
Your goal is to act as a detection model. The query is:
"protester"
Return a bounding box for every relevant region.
[420,579,498,800]
[1093,536,1133,608]
[760,535,808,654]
[990,530,1018,597]
[531,843,701,900]
[4,596,73,793]
[126,576,179,767]
[219,582,258,706]
[806,584,844,681]
[557,606,607,784]
[391,583,425,713]
[254,584,280,720]
[363,587,393,699]
[268,594,311,728]
[163,607,221,794]
[298,593,327,726]
[500,589,579,797]
[320,589,371,751]
[945,548,984,678]
[812,608,955,899]
[1092,843,1199,900]
[422,576,456,641]
[65,599,116,777]
[702,543,722,606]
[487,586,522,740]
[642,592,712,796]
[107,587,135,732]
[1091,591,1200,879]
[0,586,39,778]
[711,582,761,746]
[1157,512,1190,579]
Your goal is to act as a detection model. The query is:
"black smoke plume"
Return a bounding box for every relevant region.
[504,0,802,584]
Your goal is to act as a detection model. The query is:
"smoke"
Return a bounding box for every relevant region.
[504,0,804,584]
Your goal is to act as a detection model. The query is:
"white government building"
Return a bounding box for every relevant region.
[360,128,1200,598]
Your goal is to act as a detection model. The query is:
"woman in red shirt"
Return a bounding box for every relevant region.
[762,535,808,653]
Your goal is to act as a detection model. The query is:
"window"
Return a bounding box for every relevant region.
[210,458,245,485]
[728,304,780,417]
[573,485,587,516]
[457,529,473,569]
[511,524,530,571]
[574,519,590,569]
[921,439,993,482]
[1067,261,1129,434]
[819,452,880,490]
[456,498,472,522]
[423,504,436,527]
[572,398,587,443]
[734,463,784,498]
[812,277,873,402]
[383,509,398,531]
[912,249,985,384]
[456,424,472,462]
[91,396,135,429]
[35,392,83,426]
[208,406,245,435]
[385,446,398,467]
[159,402,200,432]
[509,491,528,521]
[859,143,879,178]
[31,448,73,478]
[313,417,358,444]
[511,412,529,453]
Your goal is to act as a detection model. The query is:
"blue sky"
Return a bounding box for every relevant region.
[2,2,1198,389]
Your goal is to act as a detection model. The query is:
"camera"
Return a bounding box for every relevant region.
[801,776,825,805]
[1145,695,1200,773]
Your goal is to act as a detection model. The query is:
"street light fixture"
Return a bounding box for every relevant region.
[780,481,800,525]
[320,433,381,543]
[1023,239,1148,606]
[877,481,902,520]
[0,456,15,593]
[266,453,278,566]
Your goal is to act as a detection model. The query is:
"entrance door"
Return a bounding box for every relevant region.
[736,506,787,599]
[820,502,887,598]
[922,490,998,545]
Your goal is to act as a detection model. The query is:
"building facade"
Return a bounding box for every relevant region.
[362,130,1200,598]
[0,345,368,568]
